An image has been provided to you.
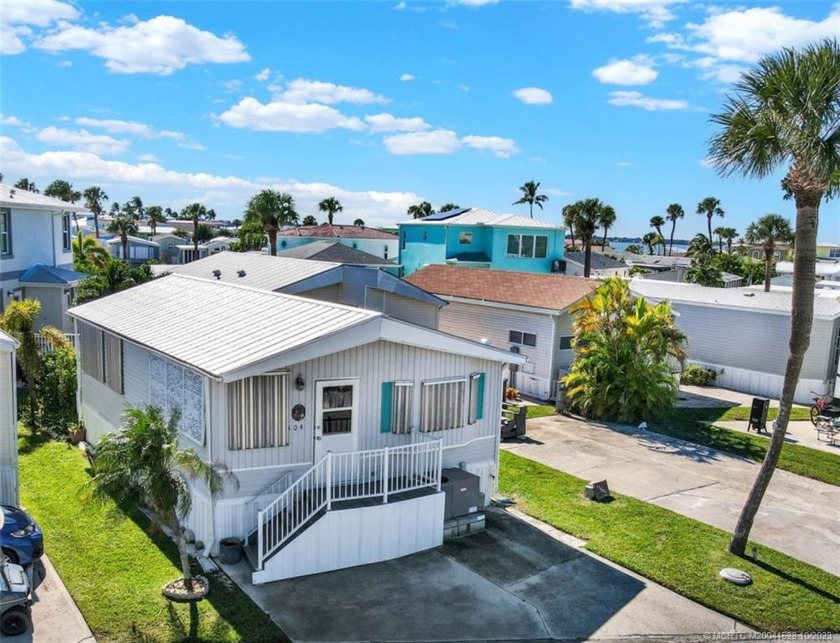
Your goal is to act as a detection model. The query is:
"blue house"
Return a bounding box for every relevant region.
[398,208,566,277]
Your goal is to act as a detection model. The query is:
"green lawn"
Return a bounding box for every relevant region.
[18,428,287,643]
[525,404,557,419]
[499,450,840,632]
[654,407,840,487]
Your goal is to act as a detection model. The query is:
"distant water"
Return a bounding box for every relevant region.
[607,240,689,255]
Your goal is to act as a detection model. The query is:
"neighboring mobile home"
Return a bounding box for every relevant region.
[0,330,19,505]
[106,235,160,265]
[276,224,398,260]
[630,279,840,404]
[68,274,522,583]
[406,265,597,400]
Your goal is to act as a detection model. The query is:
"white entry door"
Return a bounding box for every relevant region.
[314,379,359,461]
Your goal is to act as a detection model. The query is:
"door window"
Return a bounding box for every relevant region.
[322,385,353,435]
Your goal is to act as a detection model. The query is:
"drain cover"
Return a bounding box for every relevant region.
[719,568,752,585]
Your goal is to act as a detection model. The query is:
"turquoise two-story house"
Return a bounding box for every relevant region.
[398,208,566,277]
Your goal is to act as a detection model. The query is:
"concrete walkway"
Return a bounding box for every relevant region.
[220,507,750,642]
[503,414,840,576]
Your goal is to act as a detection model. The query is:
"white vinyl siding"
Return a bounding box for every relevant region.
[228,374,289,449]
[421,378,465,432]
[104,333,123,394]
[80,323,104,382]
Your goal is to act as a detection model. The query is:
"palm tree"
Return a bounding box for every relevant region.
[72,233,109,272]
[599,204,617,250]
[513,181,548,218]
[82,186,108,239]
[89,405,235,592]
[353,218,365,226]
[744,214,794,292]
[685,233,713,258]
[407,201,434,219]
[568,198,612,277]
[713,226,726,253]
[650,215,665,241]
[684,257,725,287]
[0,299,43,427]
[245,190,298,256]
[302,215,318,226]
[44,179,81,203]
[562,204,578,249]
[665,203,685,256]
[14,178,38,193]
[106,211,139,260]
[180,203,214,254]
[110,202,121,215]
[318,197,342,225]
[642,232,660,255]
[129,196,145,222]
[719,227,738,254]
[696,197,725,248]
[439,203,460,212]
[146,205,167,236]
[708,38,840,556]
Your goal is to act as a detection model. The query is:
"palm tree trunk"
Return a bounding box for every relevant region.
[669,223,676,256]
[94,211,100,239]
[584,237,592,278]
[121,236,128,261]
[763,244,774,292]
[601,229,608,251]
[707,216,713,248]
[193,220,199,254]
[268,230,277,256]
[569,227,575,249]
[529,202,533,219]
[728,199,818,556]
[170,514,194,591]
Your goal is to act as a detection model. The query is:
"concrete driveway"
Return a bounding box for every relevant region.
[502,414,840,576]
[222,507,749,642]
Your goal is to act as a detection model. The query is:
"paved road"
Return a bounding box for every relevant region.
[502,414,840,576]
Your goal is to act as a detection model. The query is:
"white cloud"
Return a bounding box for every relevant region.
[394,1,407,9]
[1,135,424,227]
[450,0,499,5]
[608,90,688,111]
[461,135,519,158]
[615,161,637,167]
[222,79,243,92]
[137,153,158,162]
[569,0,683,28]
[57,60,72,67]
[73,116,202,149]
[36,126,130,155]
[543,188,572,197]
[0,114,25,127]
[280,79,390,105]
[399,73,415,81]
[0,0,79,55]
[592,55,658,85]
[512,87,553,105]
[218,97,366,133]
[383,129,461,155]
[255,67,271,82]
[364,113,430,133]
[33,15,250,75]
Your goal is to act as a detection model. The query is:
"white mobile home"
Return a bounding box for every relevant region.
[68,274,521,583]
[0,330,19,505]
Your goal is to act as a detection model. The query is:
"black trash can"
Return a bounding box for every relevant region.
[218,537,242,565]
[748,397,770,433]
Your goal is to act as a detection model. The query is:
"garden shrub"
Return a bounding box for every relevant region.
[680,364,717,387]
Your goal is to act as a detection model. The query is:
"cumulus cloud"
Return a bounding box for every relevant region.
[608,90,688,111]
[1,0,79,55]
[73,116,204,149]
[512,87,553,105]
[280,79,389,105]
[364,113,430,133]
[255,67,271,82]
[0,114,25,126]
[400,73,415,81]
[450,0,499,6]
[36,126,130,155]
[32,15,250,75]
[569,0,683,28]
[461,135,519,158]
[384,129,461,155]
[218,97,366,133]
[592,55,658,85]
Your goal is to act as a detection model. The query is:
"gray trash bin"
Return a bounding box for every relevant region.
[218,537,242,565]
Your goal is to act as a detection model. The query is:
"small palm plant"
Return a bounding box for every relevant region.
[89,405,236,594]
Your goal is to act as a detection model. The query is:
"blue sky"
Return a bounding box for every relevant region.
[1,0,838,242]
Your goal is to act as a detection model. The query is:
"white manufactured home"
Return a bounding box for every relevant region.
[0,330,19,505]
[68,274,522,583]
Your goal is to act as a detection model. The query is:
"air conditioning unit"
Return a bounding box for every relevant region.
[510,345,520,354]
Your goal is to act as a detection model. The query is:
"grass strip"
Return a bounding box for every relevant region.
[499,450,840,632]
[526,404,557,420]
[18,428,288,643]
[653,407,840,487]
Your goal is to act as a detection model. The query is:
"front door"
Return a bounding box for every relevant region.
[314,379,359,461]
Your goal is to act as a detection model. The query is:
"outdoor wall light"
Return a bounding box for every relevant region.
[295,374,305,391]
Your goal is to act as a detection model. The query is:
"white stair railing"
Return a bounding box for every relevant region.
[245,471,292,538]
[255,439,442,570]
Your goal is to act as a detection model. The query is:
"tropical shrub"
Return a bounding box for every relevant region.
[563,277,687,422]
[680,364,718,387]
[31,344,78,434]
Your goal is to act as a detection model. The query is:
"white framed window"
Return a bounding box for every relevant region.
[509,330,537,347]
[507,234,548,259]
[829,248,840,259]
[421,378,466,432]
[0,209,11,255]
[62,214,72,251]
[228,373,289,449]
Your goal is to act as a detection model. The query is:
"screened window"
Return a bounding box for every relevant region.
[506,234,548,258]
[509,330,537,347]
[104,333,123,394]
[421,379,465,432]
[0,210,10,255]
[468,373,485,425]
[381,381,413,434]
[228,374,289,449]
[559,336,573,350]
[62,214,71,251]
[830,249,840,259]
[80,323,104,382]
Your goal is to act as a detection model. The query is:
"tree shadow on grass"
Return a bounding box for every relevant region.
[746,555,840,603]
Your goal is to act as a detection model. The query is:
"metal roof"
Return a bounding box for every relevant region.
[67,273,520,380]
[165,252,339,290]
[564,251,626,270]
[20,263,87,284]
[0,329,18,351]
[0,184,91,214]
[399,207,561,229]
[106,236,160,247]
[630,279,840,319]
[276,224,397,239]
[277,240,393,265]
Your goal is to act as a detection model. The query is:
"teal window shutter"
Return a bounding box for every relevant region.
[476,373,485,420]
[380,382,394,433]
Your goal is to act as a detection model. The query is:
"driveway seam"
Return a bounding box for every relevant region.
[643,480,721,502]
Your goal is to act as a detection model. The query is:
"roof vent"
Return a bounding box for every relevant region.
[212,269,221,279]
[237,270,246,278]
[743,292,755,297]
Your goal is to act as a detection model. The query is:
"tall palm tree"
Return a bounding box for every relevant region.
[696,197,725,248]
[180,203,214,254]
[44,179,81,203]
[110,202,121,215]
[599,204,617,250]
[513,181,548,218]
[665,203,685,256]
[744,214,794,292]
[83,186,109,239]
[568,198,612,277]
[650,215,665,241]
[146,205,167,236]
[407,201,434,219]
[719,227,738,254]
[712,226,727,253]
[642,231,660,255]
[106,211,139,260]
[302,214,318,226]
[561,204,578,249]
[129,196,145,221]
[709,38,840,556]
[245,190,298,256]
[89,405,235,592]
[14,178,38,193]
[318,197,342,225]
[685,233,713,258]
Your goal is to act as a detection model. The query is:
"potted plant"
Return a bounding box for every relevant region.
[67,422,86,445]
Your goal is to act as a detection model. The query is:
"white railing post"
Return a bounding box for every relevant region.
[326,452,333,511]
[257,509,264,570]
[436,441,443,491]
[383,447,390,504]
